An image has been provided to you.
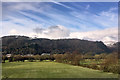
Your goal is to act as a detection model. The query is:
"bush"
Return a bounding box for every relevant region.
[14,55,24,62]
[54,54,63,63]
[2,55,7,63]
[34,55,41,61]
[28,56,34,62]
[100,53,119,73]
[8,57,14,62]
[90,63,98,69]
[49,55,55,61]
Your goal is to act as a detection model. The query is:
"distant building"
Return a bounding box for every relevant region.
[6,54,12,57]
[41,53,50,56]
[25,54,34,56]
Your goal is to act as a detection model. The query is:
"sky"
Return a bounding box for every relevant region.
[1,2,118,45]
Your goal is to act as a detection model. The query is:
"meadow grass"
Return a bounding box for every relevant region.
[2,62,118,78]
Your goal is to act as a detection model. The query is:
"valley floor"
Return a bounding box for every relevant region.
[2,61,118,78]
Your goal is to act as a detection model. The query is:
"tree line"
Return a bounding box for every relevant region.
[2,51,119,74]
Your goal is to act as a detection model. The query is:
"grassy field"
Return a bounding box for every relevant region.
[2,62,118,78]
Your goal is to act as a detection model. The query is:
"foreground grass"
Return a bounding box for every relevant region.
[2,62,118,78]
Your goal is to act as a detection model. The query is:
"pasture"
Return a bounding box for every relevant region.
[2,62,118,78]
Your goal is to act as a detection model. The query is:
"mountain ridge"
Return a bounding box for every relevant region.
[2,35,115,55]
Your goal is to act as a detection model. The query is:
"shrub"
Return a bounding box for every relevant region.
[14,55,24,62]
[54,54,63,63]
[2,55,6,63]
[100,53,119,73]
[90,63,98,69]
[34,55,41,61]
[28,56,34,62]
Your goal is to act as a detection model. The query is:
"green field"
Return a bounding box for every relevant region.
[2,62,118,78]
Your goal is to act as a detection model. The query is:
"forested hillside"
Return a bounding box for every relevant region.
[2,35,111,55]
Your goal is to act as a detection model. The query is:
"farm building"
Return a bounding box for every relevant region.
[6,54,12,58]
[41,53,50,56]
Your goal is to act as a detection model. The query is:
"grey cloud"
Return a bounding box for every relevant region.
[33,25,70,38]
[33,27,45,34]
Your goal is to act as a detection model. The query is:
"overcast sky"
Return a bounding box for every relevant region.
[2,2,118,44]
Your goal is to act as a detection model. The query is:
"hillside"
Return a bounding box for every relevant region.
[108,42,120,59]
[2,35,111,55]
